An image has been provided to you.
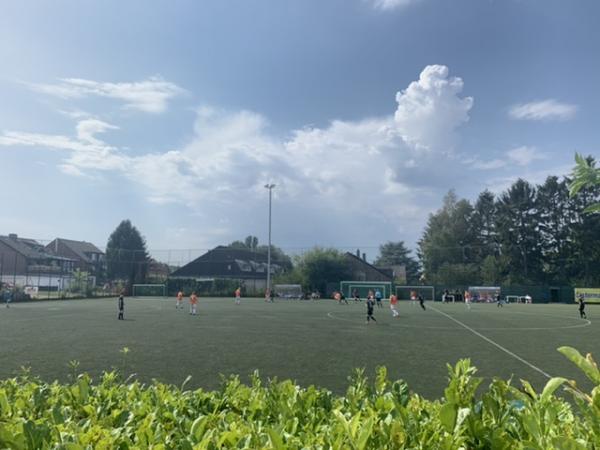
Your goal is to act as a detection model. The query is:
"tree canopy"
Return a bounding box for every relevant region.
[106,220,150,287]
[373,241,420,283]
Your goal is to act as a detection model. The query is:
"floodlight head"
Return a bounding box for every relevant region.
[264,183,276,189]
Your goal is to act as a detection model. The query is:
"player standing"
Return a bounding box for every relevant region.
[353,288,360,302]
[578,294,587,319]
[176,290,184,309]
[389,293,399,318]
[235,287,242,305]
[118,293,124,320]
[189,291,198,315]
[464,290,471,310]
[410,290,417,307]
[495,292,503,308]
[375,289,383,308]
[366,294,377,323]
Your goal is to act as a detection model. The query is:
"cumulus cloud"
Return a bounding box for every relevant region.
[508,99,577,121]
[28,76,185,113]
[2,65,474,243]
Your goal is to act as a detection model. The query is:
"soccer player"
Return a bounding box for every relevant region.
[189,291,198,315]
[366,294,377,323]
[176,290,184,309]
[578,294,587,319]
[389,293,399,318]
[464,290,471,310]
[352,288,360,302]
[418,293,426,311]
[410,290,417,307]
[495,292,503,308]
[118,294,124,320]
[235,287,242,305]
[375,289,383,308]
[334,291,342,304]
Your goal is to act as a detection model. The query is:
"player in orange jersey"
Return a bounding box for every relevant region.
[176,291,184,309]
[235,287,241,305]
[189,291,198,315]
[389,293,399,318]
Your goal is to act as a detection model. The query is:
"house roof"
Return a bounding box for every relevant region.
[171,246,282,279]
[344,252,393,281]
[0,235,73,261]
[51,238,104,263]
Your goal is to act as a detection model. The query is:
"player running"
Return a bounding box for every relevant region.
[496,292,503,308]
[189,291,198,315]
[352,288,361,302]
[176,290,184,309]
[366,294,377,323]
[389,293,399,318]
[578,294,587,319]
[418,293,426,311]
[464,290,471,310]
[235,287,242,305]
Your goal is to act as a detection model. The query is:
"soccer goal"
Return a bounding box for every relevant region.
[132,284,167,297]
[274,284,304,300]
[340,281,392,299]
[395,285,435,301]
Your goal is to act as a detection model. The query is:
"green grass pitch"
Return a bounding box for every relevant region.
[0,297,596,398]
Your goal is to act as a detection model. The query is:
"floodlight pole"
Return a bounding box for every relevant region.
[264,184,276,296]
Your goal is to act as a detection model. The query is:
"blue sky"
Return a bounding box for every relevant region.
[1,0,599,263]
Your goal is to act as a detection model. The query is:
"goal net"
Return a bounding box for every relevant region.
[340,281,392,299]
[395,285,435,301]
[132,284,167,297]
[274,284,304,300]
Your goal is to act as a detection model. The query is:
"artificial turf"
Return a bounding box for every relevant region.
[0,296,596,399]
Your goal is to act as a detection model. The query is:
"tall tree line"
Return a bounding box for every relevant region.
[418,169,600,286]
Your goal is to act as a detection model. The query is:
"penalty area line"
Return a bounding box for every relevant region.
[429,305,552,380]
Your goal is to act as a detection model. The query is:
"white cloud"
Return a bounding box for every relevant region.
[370,0,420,10]
[28,76,184,113]
[469,158,507,170]
[2,65,473,244]
[508,99,577,121]
[506,146,545,166]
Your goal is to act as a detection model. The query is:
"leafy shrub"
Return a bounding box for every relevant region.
[0,347,598,449]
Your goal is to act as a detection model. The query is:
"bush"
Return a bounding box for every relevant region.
[0,347,598,448]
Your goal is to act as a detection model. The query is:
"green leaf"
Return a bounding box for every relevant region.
[541,377,568,402]
[267,428,286,450]
[439,403,457,433]
[558,347,600,385]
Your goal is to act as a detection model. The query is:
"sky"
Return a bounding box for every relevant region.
[1,0,599,264]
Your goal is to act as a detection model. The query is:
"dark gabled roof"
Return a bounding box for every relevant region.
[0,235,73,262]
[171,246,282,279]
[344,252,393,281]
[51,238,104,263]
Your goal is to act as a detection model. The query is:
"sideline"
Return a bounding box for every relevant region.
[429,305,553,379]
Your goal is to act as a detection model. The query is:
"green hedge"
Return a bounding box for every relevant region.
[0,347,599,449]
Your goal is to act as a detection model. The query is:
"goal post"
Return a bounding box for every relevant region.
[339,281,392,299]
[395,285,435,301]
[132,284,167,298]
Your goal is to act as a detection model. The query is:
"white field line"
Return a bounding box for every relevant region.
[429,305,553,379]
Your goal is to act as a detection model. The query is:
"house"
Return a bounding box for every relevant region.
[147,258,172,280]
[170,246,284,293]
[46,238,105,279]
[0,233,75,289]
[344,252,393,283]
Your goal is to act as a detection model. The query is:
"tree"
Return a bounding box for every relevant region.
[495,179,543,283]
[292,248,352,295]
[418,190,479,284]
[373,241,420,283]
[106,220,150,287]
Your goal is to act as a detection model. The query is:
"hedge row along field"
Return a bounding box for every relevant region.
[0,347,599,449]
